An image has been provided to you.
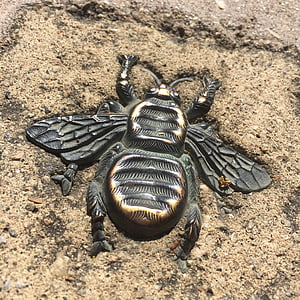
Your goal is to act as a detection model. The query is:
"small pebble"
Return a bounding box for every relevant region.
[215,0,226,9]
[28,197,43,204]
[3,280,10,290]
[5,91,12,99]
[43,218,54,226]
[0,236,7,244]
[154,283,163,291]
[43,106,51,114]
[11,151,24,161]
[25,203,39,212]
[15,281,28,289]
[8,229,18,237]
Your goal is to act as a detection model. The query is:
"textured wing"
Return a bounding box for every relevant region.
[186,123,271,195]
[27,114,128,164]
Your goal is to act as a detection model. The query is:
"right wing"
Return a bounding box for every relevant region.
[26,114,128,165]
[186,123,271,195]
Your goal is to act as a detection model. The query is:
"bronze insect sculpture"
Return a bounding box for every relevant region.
[27,55,271,271]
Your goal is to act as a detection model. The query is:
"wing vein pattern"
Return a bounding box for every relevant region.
[27,114,128,164]
[186,123,271,195]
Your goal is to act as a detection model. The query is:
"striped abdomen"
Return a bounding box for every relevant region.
[124,98,187,156]
[106,151,187,238]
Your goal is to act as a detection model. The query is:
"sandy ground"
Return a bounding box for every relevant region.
[0,1,299,299]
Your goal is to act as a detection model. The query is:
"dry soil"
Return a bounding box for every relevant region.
[0,1,299,300]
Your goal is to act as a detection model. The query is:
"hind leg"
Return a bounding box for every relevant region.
[87,181,112,256]
[175,156,202,272]
[86,144,124,256]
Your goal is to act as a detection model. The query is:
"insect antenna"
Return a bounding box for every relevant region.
[169,77,193,88]
[142,68,162,86]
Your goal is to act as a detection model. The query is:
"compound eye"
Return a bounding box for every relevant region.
[171,90,180,101]
[149,88,158,94]
[146,88,158,98]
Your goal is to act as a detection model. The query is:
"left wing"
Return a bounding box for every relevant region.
[186,123,271,195]
[27,114,128,165]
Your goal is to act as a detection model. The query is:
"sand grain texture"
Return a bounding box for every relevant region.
[0,1,299,299]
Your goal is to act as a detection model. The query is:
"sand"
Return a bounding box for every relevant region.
[0,1,299,299]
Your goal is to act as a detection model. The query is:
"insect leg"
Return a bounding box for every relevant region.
[86,144,124,257]
[186,76,221,121]
[96,100,124,114]
[86,181,112,256]
[175,156,202,272]
[51,163,78,196]
[116,55,139,106]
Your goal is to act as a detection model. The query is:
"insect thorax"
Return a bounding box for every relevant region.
[123,98,187,156]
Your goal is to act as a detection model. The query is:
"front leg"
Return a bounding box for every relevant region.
[186,76,221,121]
[175,156,202,272]
[116,55,139,106]
[86,144,124,257]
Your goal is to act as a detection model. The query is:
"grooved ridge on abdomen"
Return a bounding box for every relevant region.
[108,152,187,224]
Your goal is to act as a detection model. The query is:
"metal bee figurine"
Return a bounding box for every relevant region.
[26,55,271,271]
